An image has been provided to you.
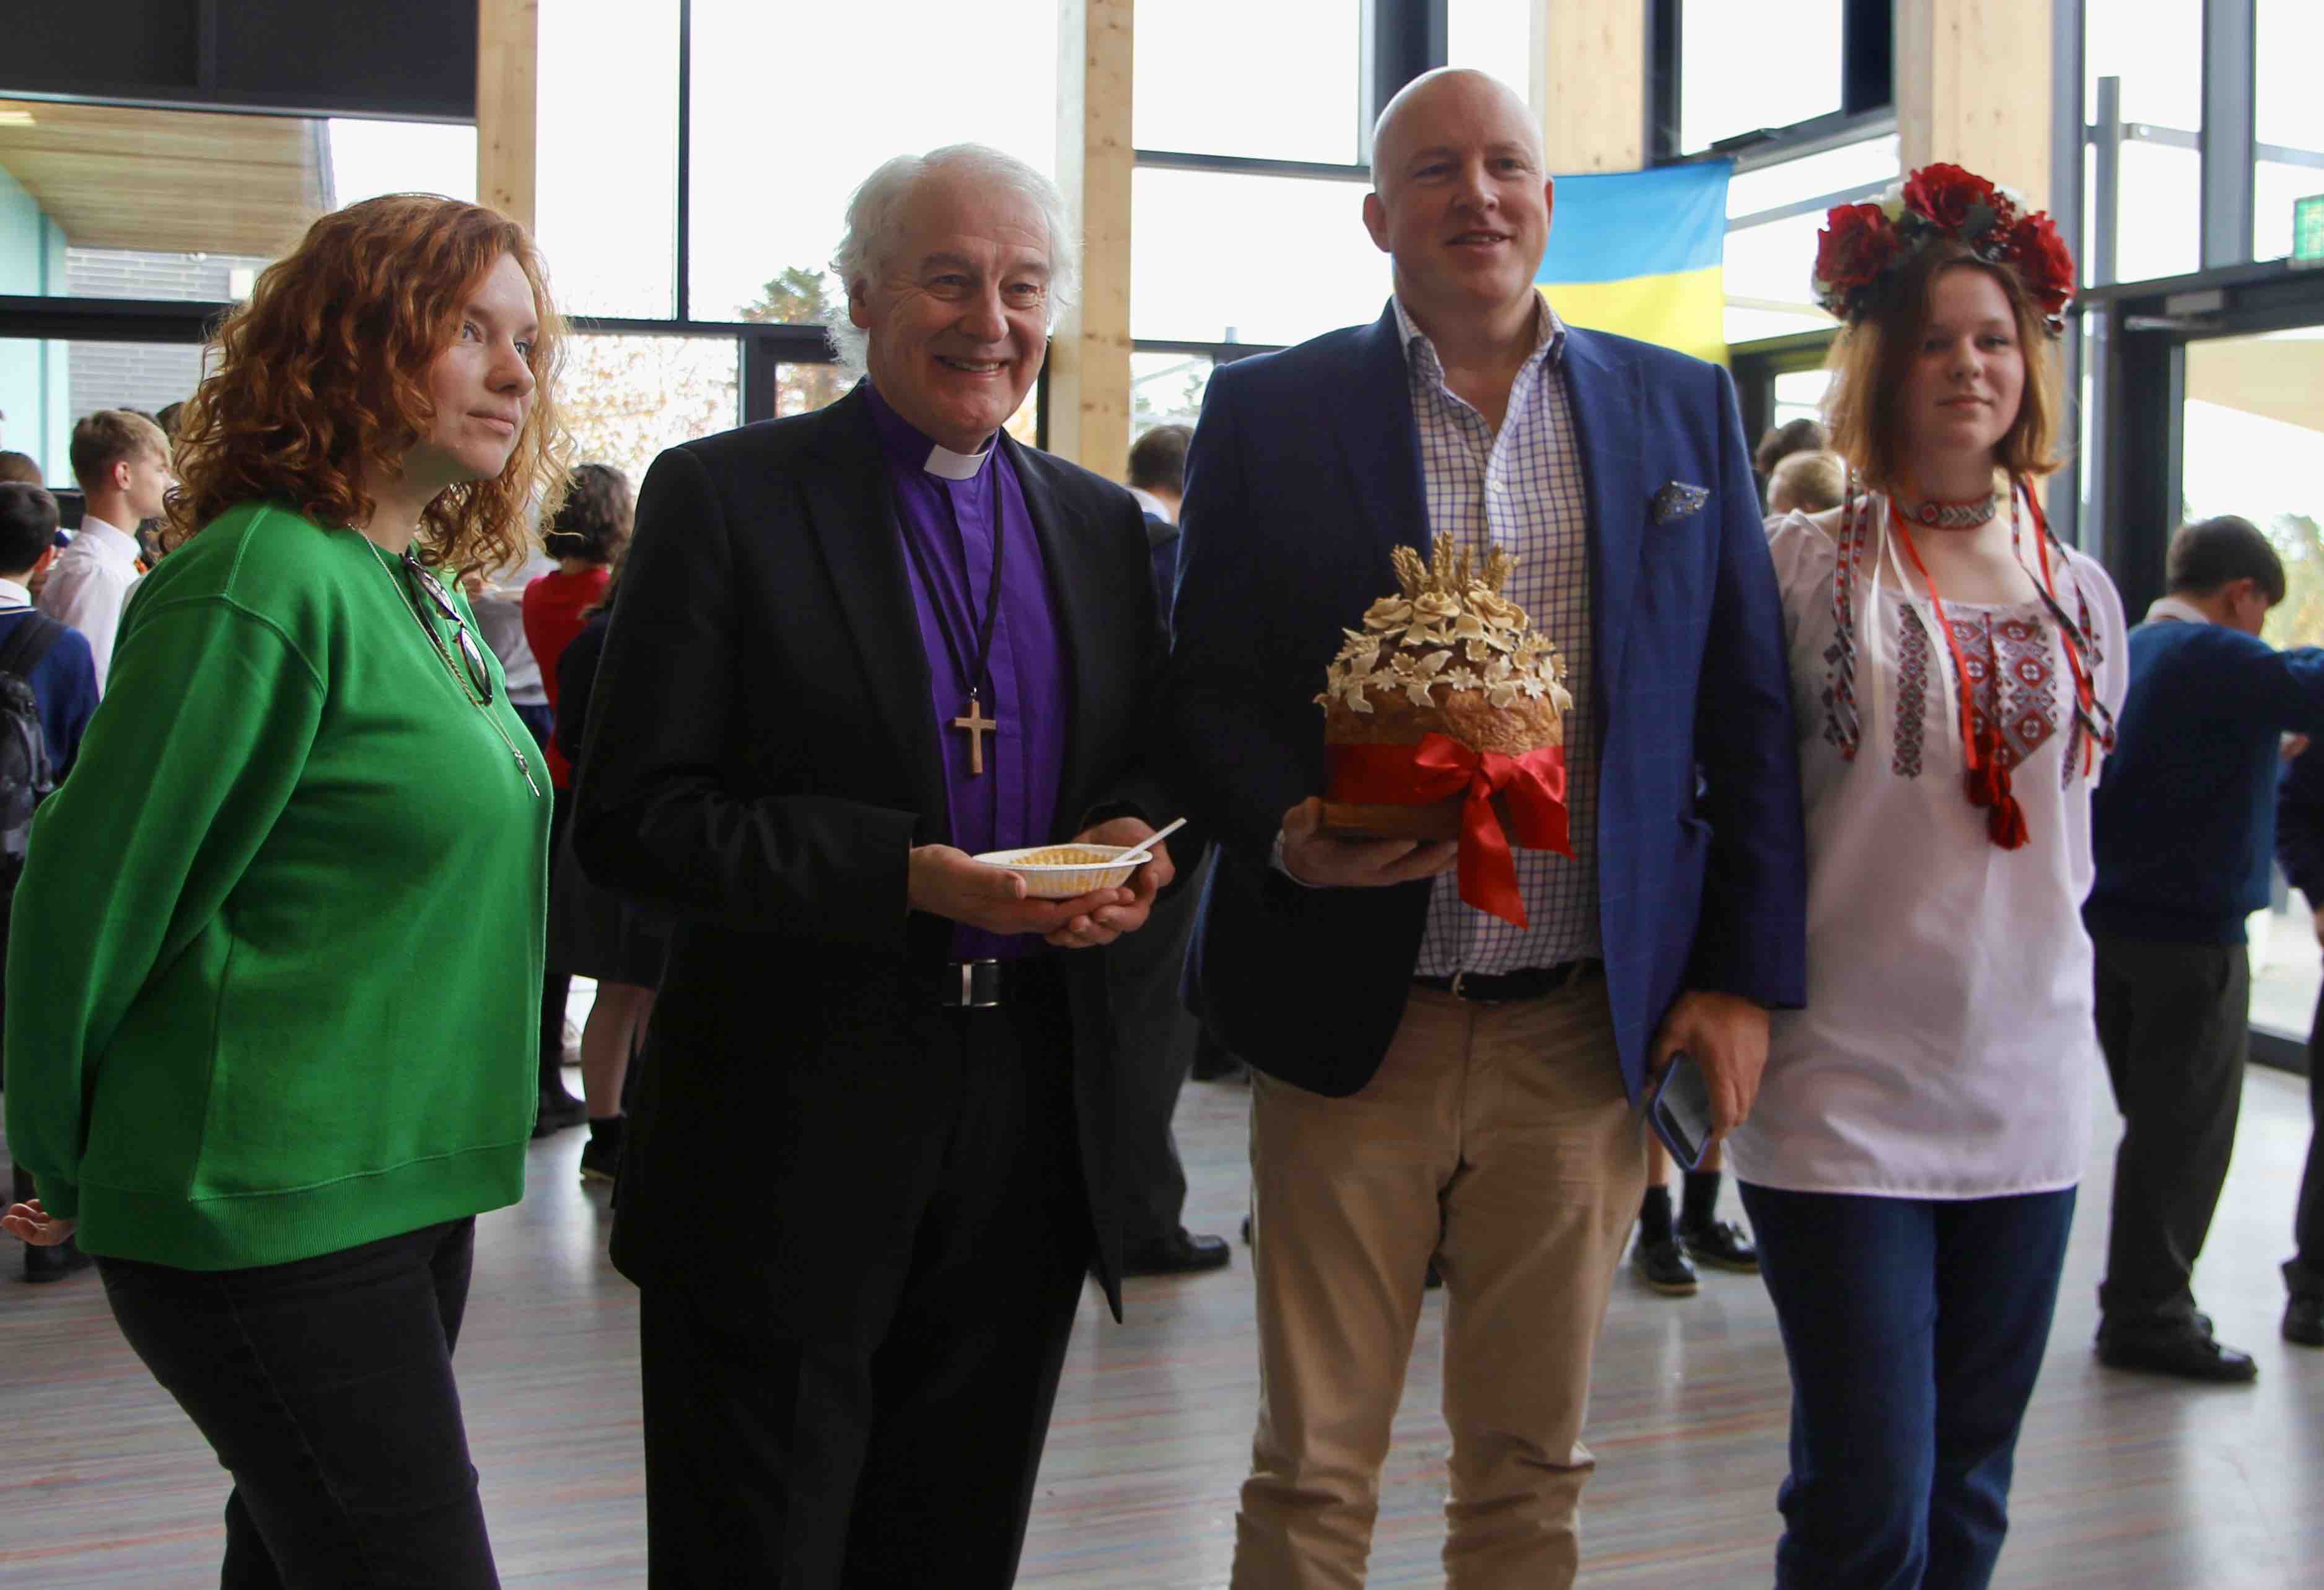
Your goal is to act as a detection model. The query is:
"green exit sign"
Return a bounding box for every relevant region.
[2297,193,2324,267]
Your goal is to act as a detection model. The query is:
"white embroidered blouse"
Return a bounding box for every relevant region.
[1724,504,2130,1200]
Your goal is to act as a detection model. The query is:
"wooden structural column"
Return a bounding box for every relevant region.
[477,0,538,231]
[1895,0,2051,209]
[1538,0,1644,173]
[1050,0,1133,477]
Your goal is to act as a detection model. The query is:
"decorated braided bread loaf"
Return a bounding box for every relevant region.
[1317,543,1571,757]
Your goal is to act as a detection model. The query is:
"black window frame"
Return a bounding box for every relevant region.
[1128,0,1438,353]
[1647,0,1893,168]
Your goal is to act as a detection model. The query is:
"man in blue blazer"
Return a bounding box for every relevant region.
[1159,70,1807,1588]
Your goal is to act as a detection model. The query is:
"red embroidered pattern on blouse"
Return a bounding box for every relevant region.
[1893,612,2056,778]
[1958,613,2056,771]
[1893,607,1931,778]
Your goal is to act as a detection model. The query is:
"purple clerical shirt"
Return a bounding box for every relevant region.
[866,383,1070,961]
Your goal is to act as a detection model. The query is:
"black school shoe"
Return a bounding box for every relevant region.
[579,1135,621,1185]
[532,1085,587,1139]
[1678,1218,1760,1273]
[2282,1294,2323,1348]
[1122,1228,1232,1277]
[1631,1235,1698,1296]
[2096,1316,2258,1383]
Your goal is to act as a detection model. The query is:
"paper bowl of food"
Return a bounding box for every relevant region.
[974,843,1144,899]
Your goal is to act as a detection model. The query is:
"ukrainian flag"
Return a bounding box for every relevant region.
[1536,159,1730,366]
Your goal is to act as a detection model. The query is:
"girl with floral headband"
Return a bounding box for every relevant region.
[1721,164,2127,1590]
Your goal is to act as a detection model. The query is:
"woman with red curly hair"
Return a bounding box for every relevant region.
[2,193,568,1588]
[1721,167,2126,1590]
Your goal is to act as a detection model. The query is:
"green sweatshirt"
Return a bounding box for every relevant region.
[5,502,550,1270]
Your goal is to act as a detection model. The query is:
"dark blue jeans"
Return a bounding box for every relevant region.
[97,1218,498,1589]
[1740,1183,2076,1590]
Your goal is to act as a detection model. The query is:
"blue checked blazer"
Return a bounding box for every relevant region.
[1157,303,1808,1102]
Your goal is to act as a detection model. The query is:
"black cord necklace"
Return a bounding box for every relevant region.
[895,478,1005,776]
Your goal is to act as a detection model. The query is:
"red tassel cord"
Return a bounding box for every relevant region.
[1962,724,2030,850]
[1892,509,2035,852]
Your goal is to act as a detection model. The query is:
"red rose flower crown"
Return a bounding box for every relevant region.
[1812,163,2077,334]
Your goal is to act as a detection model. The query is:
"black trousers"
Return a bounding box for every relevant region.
[531,713,572,1077]
[2092,933,2251,1337]
[1103,848,1208,1245]
[637,986,1093,1589]
[96,1218,498,1590]
[2290,983,2324,1300]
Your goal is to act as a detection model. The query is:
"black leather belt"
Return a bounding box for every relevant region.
[1414,960,1600,1004]
[926,958,1058,1009]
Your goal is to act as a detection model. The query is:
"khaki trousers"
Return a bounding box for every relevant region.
[1230,980,1646,1590]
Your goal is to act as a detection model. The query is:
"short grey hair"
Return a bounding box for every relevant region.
[822,143,1080,376]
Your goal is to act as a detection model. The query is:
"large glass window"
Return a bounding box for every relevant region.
[559,332,739,488]
[688,0,1057,327]
[2254,0,2324,263]
[2085,0,2203,283]
[536,0,678,318]
[1679,1,1844,154]
[0,101,484,310]
[1771,367,1833,434]
[0,336,217,490]
[1445,0,1533,110]
[1132,167,1385,345]
[0,102,294,304]
[1720,138,1894,349]
[1722,210,1835,346]
[2182,327,2324,1034]
[775,359,851,418]
[1726,136,1896,220]
[1134,1,1361,164]
[327,119,478,209]
[1131,349,1214,434]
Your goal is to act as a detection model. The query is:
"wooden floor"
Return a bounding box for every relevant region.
[4,1054,2321,1588]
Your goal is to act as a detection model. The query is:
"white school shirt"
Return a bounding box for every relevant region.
[1723,506,2129,1200]
[37,515,143,695]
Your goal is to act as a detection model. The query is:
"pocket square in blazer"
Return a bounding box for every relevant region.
[1651,481,1710,524]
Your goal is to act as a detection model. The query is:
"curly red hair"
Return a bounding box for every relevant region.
[167,194,571,574]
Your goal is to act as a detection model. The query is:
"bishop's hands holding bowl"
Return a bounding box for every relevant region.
[908,814,1173,948]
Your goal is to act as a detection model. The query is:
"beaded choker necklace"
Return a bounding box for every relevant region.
[1892,494,1999,530]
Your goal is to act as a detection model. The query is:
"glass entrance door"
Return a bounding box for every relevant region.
[2181,327,2324,1043]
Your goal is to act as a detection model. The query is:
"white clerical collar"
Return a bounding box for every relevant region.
[2146,595,2212,626]
[0,578,29,608]
[923,439,991,481]
[74,515,145,566]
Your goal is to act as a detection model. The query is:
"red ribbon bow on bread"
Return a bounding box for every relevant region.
[1326,734,1571,926]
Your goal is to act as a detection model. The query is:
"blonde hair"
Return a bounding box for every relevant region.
[69,410,168,492]
[1768,450,1848,516]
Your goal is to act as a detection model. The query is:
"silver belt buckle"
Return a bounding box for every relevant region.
[1449,970,1468,1000]
[958,959,1002,1009]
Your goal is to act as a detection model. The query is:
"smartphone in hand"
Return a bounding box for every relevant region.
[1648,1051,1715,1170]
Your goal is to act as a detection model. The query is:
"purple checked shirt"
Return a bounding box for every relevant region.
[866,384,1069,961]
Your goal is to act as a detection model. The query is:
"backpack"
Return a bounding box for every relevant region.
[0,612,64,889]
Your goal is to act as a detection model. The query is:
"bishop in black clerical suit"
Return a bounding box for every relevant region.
[569,144,1173,1589]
